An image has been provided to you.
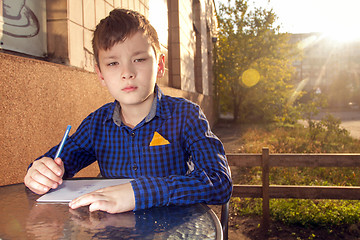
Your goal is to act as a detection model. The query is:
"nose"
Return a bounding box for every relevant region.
[122,62,135,80]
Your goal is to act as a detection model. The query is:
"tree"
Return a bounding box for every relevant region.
[214,0,299,123]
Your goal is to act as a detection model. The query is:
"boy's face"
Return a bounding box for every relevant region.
[96,31,164,108]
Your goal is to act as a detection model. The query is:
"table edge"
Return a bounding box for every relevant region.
[200,204,223,240]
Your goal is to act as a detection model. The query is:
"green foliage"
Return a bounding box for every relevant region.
[299,90,328,123]
[232,198,360,227]
[214,0,300,123]
[236,115,356,154]
[271,199,360,227]
[229,121,360,227]
[232,197,263,216]
[307,114,352,152]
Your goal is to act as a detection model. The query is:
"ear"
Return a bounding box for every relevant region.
[95,65,106,86]
[157,54,165,78]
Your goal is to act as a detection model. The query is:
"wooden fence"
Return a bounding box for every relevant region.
[227,147,360,229]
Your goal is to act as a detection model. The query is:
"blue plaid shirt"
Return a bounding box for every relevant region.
[39,86,232,210]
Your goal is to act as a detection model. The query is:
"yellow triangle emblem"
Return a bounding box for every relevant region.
[149,132,170,146]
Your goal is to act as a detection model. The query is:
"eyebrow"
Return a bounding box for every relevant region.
[132,50,150,56]
[101,49,151,60]
[102,55,118,60]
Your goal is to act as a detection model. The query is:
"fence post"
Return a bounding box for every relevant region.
[262,147,270,231]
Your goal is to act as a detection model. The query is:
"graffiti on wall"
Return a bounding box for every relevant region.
[2,0,39,38]
[0,0,46,57]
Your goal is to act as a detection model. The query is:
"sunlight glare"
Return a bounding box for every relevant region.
[253,0,360,43]
[148,0,168,45]
[297,35,322,50]
[320,0,360,43]
[323,25,360,43]
[288,78,309,106]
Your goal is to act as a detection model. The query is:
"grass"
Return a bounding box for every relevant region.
[228,120,360,229]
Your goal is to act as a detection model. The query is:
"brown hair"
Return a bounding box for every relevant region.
[92,9,160,66]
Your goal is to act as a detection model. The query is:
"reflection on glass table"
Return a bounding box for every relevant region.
[0,183,222,240]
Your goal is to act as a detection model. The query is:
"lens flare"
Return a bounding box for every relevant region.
[242,69,260,87]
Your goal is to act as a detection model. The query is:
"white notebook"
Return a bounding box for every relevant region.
[36,179,133,203]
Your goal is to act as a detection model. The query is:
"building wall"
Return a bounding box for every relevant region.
[167,0,217,95]
[0,52,112,185]
[0,0,218,185]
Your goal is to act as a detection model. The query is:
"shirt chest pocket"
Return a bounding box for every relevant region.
[141,142,187,176]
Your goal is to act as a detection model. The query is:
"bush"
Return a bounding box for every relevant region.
[271,199,360,227]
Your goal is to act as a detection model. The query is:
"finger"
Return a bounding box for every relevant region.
[24,174,51,194]
[54,157,62,166]
[30,169,61,190]
[54,158,65,174]
[88,200,114,213]
[36,160,63,184]
[43,158,64,177]
[30,164,62,187]
[70,193,123,214]
[74,195,131,214]
[25,166,57,191]
[69,192,106,210]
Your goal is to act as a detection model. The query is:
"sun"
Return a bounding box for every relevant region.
[258,0,360,43]
[324,29,360,43]
[309,0,360,43]
[322,20,360,43]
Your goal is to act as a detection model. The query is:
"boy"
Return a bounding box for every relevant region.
[24,8,232,213]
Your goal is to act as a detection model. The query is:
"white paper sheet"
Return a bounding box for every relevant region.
[36,179,133,203]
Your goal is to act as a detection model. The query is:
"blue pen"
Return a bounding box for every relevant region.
[54,125,72,159]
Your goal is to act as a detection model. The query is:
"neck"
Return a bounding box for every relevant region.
[120,94,154,128]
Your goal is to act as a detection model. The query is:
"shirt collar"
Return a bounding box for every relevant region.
[144,91,157,122]
[155,85,172,120]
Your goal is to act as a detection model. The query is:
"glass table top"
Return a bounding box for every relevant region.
[0,183,222,240]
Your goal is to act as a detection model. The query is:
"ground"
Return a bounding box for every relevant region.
[211,120,360,240]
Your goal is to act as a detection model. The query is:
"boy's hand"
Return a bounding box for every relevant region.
[69,183,136,214]
[24,157,64,194]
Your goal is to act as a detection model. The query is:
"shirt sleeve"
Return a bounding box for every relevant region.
[33,113,97,179]
[131,103,232,210]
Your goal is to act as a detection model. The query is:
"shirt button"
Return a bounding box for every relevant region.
[131,132,135,137]
[132,165,138,171]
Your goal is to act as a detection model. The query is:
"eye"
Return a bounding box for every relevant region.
[107,62,118,66]
[134,58,146,63]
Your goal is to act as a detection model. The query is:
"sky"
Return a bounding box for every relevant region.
[215,0,360,42]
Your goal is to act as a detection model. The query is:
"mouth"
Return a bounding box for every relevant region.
[122,86,137,92]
